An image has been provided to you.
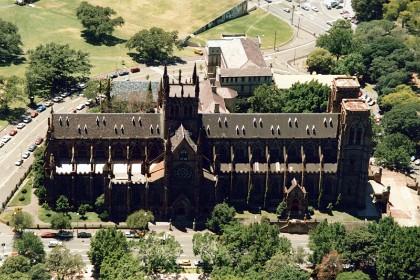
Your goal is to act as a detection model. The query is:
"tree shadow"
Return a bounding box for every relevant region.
[0,56,26,67]
[81,31,126,47]
[127,52,186,67]
[0,107,27,124]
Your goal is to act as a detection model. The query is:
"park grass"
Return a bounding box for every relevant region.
[0,0,241,77]
[189,8,293,49]
[8,178,33,207]
[235,210,278,220]
[38,207,102,223]
[0,210,14,224]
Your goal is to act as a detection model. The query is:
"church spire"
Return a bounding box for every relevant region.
[195,76,200,98]
[192,63,197,86]
[158,78,163,108]
[163,65,170,98]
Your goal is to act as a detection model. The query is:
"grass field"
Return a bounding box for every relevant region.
[0,0,241,77]
[38,207,102,223]
[189,8,293,49]
[8,178,33,207]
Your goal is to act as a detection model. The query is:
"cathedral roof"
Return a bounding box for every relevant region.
[50,113,162,139]
[170,124,197,152]
[202,113,340,139]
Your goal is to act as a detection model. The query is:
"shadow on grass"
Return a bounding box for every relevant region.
[0,107,27,124]
[81,31,126,47]
[127,52,186,67]
[0,56,26,67]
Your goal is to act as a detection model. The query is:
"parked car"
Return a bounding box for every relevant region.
[48,240,63,247]
[177,260,191,266]
[108,73,118,79]
[415,159,420,166]
[36,105,46,112]
[30,111,38,118]
[118,70,129,76]
[194,260,204,267]
[45,101,53,107]
[15,159,23,166]
[41,232,57,238]
[23,117,32,123]
[57,231,73,239]
[0,142,4,148]
[76,104,85,110]
[28,144,37,152]
[22,152,30,159]
[2,135,11,142]
[53,96,63,102]
[411,156,416,162]
[78,83,87,89]
[124,232,134,238]
[17,123,26,129]
[85,99,93,106]
[368,100,376,106]
[283,7,290,13]
[68,108,77,114]
[130,67,140,73]
[77,232,92,238]
[327,20,336,26]
[35,137,43,145]
[9,129,18,136]
[60,92,70,98]
[312,6,319,12]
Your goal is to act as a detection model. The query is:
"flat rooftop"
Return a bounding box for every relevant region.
[335,77,360,88]
[342,99,369,111]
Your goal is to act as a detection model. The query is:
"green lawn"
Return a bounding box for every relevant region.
[0,0,241,77]
[38,207,102,223]
[8,178,33,207]
[189,8,293,49]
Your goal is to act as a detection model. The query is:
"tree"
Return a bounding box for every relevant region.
[405,1,420,33]
[316,20,354,59]
[0,255,31,275]
[77,203,91,218]
[374,133,415,170]
[369,57,399,82]
[50,213,71,230]
[282,80,330,113]
[276,200,287,218]
[134,232,182,274]
[0,19,23,65]
[352,0,388,21]
[317,251,343,280]
[308,220,346,264]
[26,43,91,98]
[193,232,220,271]
[306,48,334,74]
[99,253,145,280]
[15,232,46,264]
[126,209,154,230]
[247,84,284,113]
[95,194,105,212]
[381,102,420,142]
[27,263,51,280]
[55,195,70,213]
[88,227,128,271]
[383,0,409,21]
[126,27,179,64]
[264,264,309,280]
[46,245,85,280]
[375,70,410,96]
[76,1,124,40]
[337,270,371,280]
[10,210,33,232]
[206,202,236,234]
[381,85,418,112]
[342,225,377,270]
[0,76,26,111]
[333,53,366,76]
[0,272,30,280]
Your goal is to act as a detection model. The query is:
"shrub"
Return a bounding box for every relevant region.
[19,196,25,201]
[99,211,109,221]
[276,200,287,218]
[22,189,28,194]
[307,206,315,215]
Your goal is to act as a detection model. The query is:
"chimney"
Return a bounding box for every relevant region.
[214,103,220,113]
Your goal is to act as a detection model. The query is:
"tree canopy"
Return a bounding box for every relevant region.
[76,2,124,40]
[282,80,330,113]
[0,255,31,275]
[337,270,371,280]
[0,19,23,65]
[381,102,420,142]
[10,210,33,232]
[316,20,354,59]
[0,76,26,111]
[26,43,91,98]
[307,48,334,74]
[352,0,388,21]
[15,232,46,264]
[99,253,145,280]
[206,202,236,234]
[374,133,415,169]
[380,84,418,112]
[46,245,84,280]
[125,209,154,230]
[126,27,179,64]
[50,213,71,230]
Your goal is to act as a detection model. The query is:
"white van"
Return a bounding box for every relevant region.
[48,241,63,248]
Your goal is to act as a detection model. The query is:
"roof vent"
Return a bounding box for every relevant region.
[259,118,263,128]
[156,125,160,134]
[138,117,142,126]
[224,117,228,128]
[77,124,81,134]
[312,125,316,134]
[277,125,281,135]
[66,116,69,126]
[218,117,222,127]
[59,116,62,126]
[271,125,274,135]
[207,125,211,135]
[114,124,118,133]
[253,118,257,127]
[150,125,153,134]
[102,116,106,126]
[84,124,88,133]
[236,125,239,135]
[306,125,310,134]
[132,116,135,126]
[329,117,333,127]
[323,117,327,127]
[288,118,292,127]
[96,116,100,126]
[121,125,124,134]
[294,118,298,127]
[242,125,246,135]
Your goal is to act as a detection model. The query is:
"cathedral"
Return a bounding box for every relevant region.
[44,68,372,221]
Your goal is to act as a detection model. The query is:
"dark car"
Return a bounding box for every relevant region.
[108,73,118,79]
[57,231,73,239]
[118,69,129,76]
[77,232,92,238]
[36,105,46,112]
[28,144,37,152]
[23,117,32,123]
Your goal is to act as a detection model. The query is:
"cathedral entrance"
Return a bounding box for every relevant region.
[170,195,192,219]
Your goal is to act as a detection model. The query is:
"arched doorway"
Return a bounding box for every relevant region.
[170,195,192,218]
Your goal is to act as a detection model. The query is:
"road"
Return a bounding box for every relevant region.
[0,95,88,209]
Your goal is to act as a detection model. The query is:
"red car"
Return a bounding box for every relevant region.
[130,66,140,73]
[9,129,18,136]
[35,137,43,145]
[41,232,57,238]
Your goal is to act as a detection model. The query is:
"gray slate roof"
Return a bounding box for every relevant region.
[111,81,159,100]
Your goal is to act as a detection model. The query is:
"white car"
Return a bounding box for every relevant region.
[124,232,134,238]
[312,6,319,12]
[415,159,420,166]
[17,123,26,129]
[368,100,376,106]
[23,152,30,159]
[327,20,336,26]
[53,96,63,102]
[366,97,373,103]
[2,135,11,143]
[283,8,290,13]
[76,104,85,110]
[45,101,53,107]
[48,240,63,247]
[15,159,23,166]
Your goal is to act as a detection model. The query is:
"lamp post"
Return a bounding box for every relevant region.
[76,213,79,237]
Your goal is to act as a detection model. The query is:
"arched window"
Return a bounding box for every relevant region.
[305,145,319,163]
[355,127,363,145]
[95,146,106,159]
[287,145,301,163]
[219,145,229,163]
[348,127,355,145]
[77,145,88,158]
[180,149,188,161]
[149,145,160,160]
[235,147,247,162]
[113,145,124,159]
[253,146,263,162]
[131,146,142,159]
[59,145,69,158]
